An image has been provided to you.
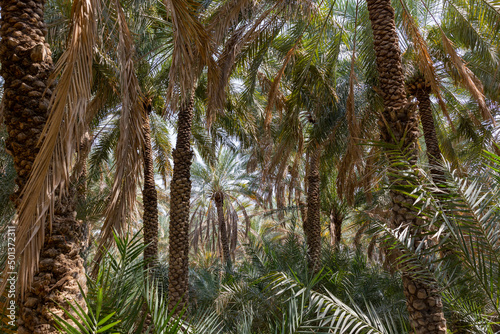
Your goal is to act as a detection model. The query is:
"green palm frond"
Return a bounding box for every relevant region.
[265,271,405,334]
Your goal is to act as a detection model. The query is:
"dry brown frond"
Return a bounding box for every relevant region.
[441,34,495,126]
[1,0,98,298]
[399,4,454,128]
[205,26,245,126]
[264,46,296,133]
[163,0,214,107]
[92,0,145,270]
[360,145,381,203]
[257,71,286,117]
[206,0,256,47]
[206,1,290,126]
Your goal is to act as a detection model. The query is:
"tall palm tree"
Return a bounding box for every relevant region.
[168,92,196,314]
[165,0,310,314]
[0,0,90,332]
[304,145,322,273]
[366,0,447,333]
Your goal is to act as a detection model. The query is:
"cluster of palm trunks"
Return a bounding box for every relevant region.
[0,0,454,332]
[367,0,447,333]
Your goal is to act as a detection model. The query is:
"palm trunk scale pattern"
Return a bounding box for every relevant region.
[407,75,444,180]
[0,0,87,332]
[304,147,321,274]
[366,0,447,333]
[142,105,159,270]
[214,191,232,269]
[168,94,195,315]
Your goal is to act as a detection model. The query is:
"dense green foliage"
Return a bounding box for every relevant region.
[2,0,500,332]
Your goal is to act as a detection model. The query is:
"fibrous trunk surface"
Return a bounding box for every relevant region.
[168,94,195,316]
[0,0,87,333]
[19,201,87,334]
[142,109,159,270]
[304,148,321,274]
[214,192,231,269]
[407,75,444,180]
[0,0,52,207]
[366,0,447,333]
[329,208,342,247]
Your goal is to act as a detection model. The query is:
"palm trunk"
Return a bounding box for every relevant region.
[168,93,195,316]
[408,77,468,333]
[303,147,321,274]
[407,75,443,181]
[142,107,159,271]
[1,0,52,208]
[214,192,231,269]
[75,133,92,261]
[141,109,157,332]
[19,194,87,334]
[276,165,286,221]
[366,1,447,333]
[329,208,342,248]
[1,1,87,333]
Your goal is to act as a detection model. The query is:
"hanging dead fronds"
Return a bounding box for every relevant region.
[337,0,364,205]
[2,0,98,298]
[264,46,297,133]
[206,1,291,126]
[441,34,495,125]
[206,0,256,47]
[399,1,454,128]
[92,0,145,270]
[163,0,215,109]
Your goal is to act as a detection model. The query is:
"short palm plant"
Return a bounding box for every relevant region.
[214,221,407,334]
[53,231,223,334]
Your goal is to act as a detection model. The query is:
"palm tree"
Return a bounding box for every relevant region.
[191,147,255,269]
[166,0,311,314]
[304,146,322,273]
[0,0,89,332]
[0,0,52,208]
[366,0,447,332]
[168,92,196,314]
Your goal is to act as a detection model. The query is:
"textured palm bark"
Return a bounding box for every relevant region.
[214,192,232,269]
[276,166,286,221]
[329,208,343,247]
[168,94,195,316]
[142,108,159,270]
[0,0,52,207]
[303,148,321,274]
[0,1,87,333]
[19,199,87,334]
[366,1,447,333]
[407,75,443,181]
[74,134,91,260]
[408,77,468,332]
